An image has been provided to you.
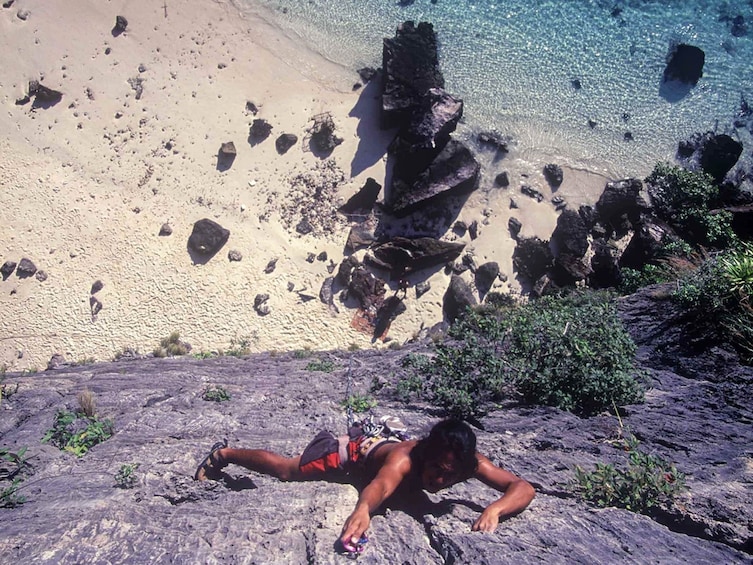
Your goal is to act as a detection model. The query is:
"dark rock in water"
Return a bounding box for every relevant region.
[113,15,128,36]
[369,237,465,278]
[248,119,273,144]
[624,131,634,142]
[1,261,17,280]
[217,141,236,170]
[676,132,743,184]
[357,67,377,83]
[508,217,522,240]
[477,131,510,154]
[551,210,588,258]
[91,280,104,294]
[339,178,382,214]
[275,133,298,154]
[663,43,705,85]
[521,185,544,202]
[28,80,62,108]
[474,261,499,297]
[381,21,444,129]
[699,134,743,183]
[188,218,230,256]
[443,274,477,323]
[730,15,747,37]
[345,225,376,252]
[543,164,563,188]
[390,88,463,179]
[159,223,173,236]
[512,236,553,283]
[571,78,582,90]
[388,139,480,217]
[16,258,37,278]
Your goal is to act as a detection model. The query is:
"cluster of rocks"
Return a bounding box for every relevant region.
[1,258,46,288]
[509,128,752,296]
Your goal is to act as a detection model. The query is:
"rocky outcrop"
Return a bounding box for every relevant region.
[443,274,477,322]
[663,43,705,85]
[248,119,272,144]
[187,218,230,257]
[381,21,444,129]
[678,132,744,183]
[0,285,749,562]
[387,139,480,217]
[366,237,465,278]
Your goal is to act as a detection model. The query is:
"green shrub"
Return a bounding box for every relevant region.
[202,385,231,402]
[398,290,644,419]
[340,394,377,414]
[42,409,114,457]
[0,447,29,508]
[645,163,736,247]
[619,265,673,295]
[293,347,314,359]
[224,336,253,357]
[573,434,686,514]
[114,463,140,489]
[674,243,753,361]
[305,358,335,372]
[154,331,189,357]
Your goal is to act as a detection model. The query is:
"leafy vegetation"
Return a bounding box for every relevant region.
[305,357,336,372]
[42,409,114,457]
[0,447,30,508]
[397,290,644,419]
[673,242,753,361]
[114,463,140,489]
[573,434,686,514]
[202,385,231,402]
[645,162,736,248]
[293,347,314,359]
[340,394,377,414]
[223,335,253,357]
[153,331,190,358]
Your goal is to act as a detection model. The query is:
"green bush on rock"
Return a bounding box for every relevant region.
[398,290,644,419]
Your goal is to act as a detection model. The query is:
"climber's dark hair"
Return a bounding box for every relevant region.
[411,419,478,478]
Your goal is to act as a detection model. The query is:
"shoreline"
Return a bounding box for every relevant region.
[1,0,615,371]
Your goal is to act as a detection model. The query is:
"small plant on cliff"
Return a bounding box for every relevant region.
[202,385,231,402]
[340,394,377,414]
[293,347,314,359]
[397,290,644,419]
[153,331,190,358]
[0,447,30,508]
[573,434,686,514]
[43,409,114,457]
[114,463,140,489]
[224,336,253,357]
[674,243,753,362]
[305,357,336,372]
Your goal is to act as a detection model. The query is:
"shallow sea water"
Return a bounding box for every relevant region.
[240,0,753,179]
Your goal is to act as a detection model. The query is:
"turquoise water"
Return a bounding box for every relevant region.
[239,0,753,178]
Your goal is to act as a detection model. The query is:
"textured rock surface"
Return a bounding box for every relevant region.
[0,286,751,563]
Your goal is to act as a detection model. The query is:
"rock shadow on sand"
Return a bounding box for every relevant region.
[348,76,397,177]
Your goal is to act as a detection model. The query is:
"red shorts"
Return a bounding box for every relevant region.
[298,430,361,477]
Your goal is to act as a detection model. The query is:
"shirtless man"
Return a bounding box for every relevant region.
[194,419,535,550]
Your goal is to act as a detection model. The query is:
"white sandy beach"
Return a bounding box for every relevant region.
[0,0,610,371]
